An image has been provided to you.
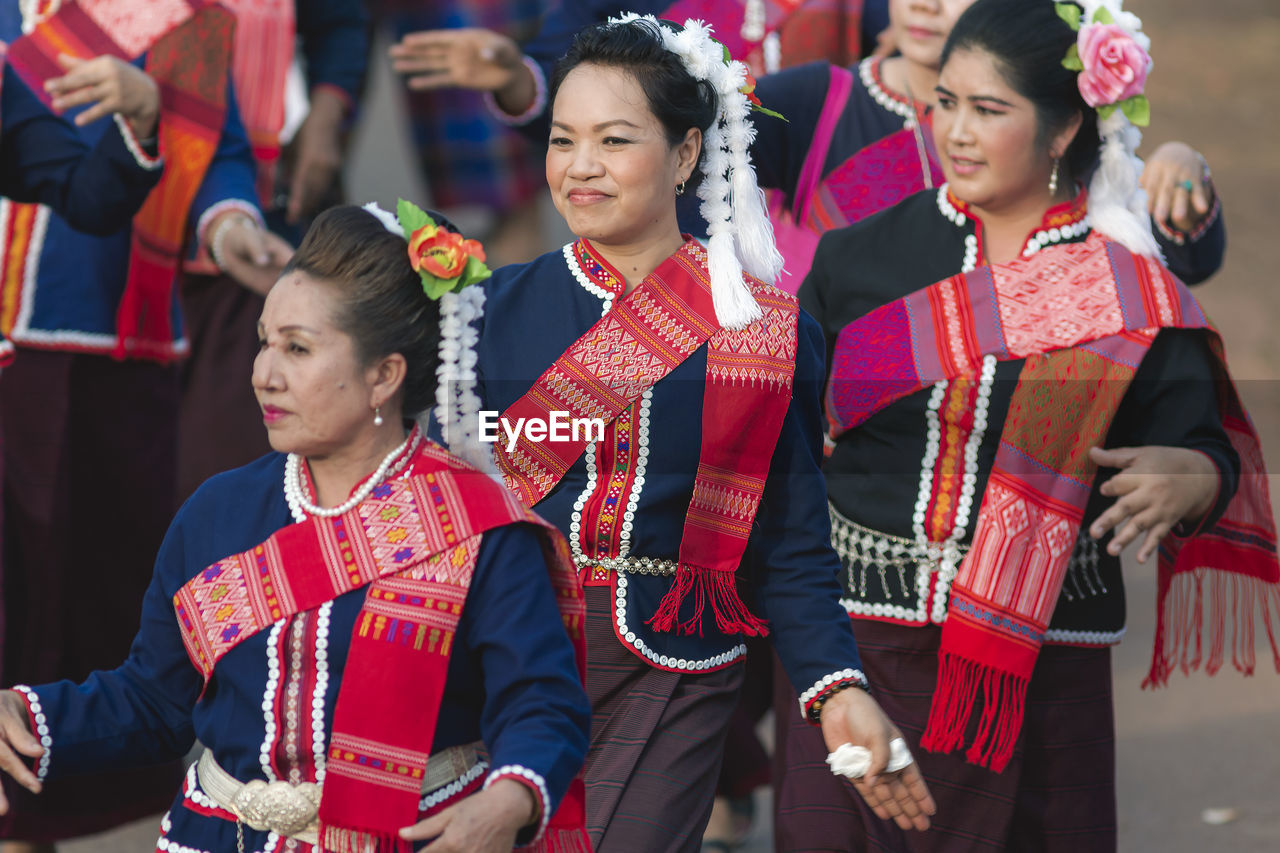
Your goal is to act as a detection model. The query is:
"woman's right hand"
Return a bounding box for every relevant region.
[399,777,535,851]
[0,690,45,814]
[388,29,537,115]
[45,53,160,139]
[819,687,936,831]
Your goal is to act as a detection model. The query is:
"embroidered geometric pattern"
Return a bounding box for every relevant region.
[326,732,430,796]
[499,240,798,635]
[175,470,536,680]
[688,465,765,539]
[357,577,469,658]
[962,473,1080,628]
[991,243,1125,357]
[77,0,196,58]
[1001,348,1135,484]
[707,285,798,390]
[496,241,718,508]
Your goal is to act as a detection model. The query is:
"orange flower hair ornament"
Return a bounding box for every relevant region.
[397,199,491,299]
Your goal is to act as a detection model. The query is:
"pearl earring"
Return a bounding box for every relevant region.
[1048,157,1060,196]
[373,406,383,427]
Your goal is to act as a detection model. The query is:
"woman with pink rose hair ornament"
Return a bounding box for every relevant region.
[789,0,1279,849]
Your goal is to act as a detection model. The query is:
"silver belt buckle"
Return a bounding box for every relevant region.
[231,778,322,836]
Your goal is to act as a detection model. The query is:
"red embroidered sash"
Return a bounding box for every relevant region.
[216,0,292,207]
[8,0,233,362]
[174,444,588,850]
[826,232,1280,771]
[0,43,12,367]
[659,0,803,67]
[498,240,798,636]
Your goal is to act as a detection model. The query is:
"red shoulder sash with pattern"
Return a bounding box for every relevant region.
[498,239,798,637]
[0,42,10,367]
[175,444,588,849]
[8,0,233,362]
[825,232,1279,772]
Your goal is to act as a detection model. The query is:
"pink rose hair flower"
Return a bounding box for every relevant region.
[1076,23,1150,108]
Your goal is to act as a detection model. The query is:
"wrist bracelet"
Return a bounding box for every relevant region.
[807,677,871,724]
[209,214,257,271]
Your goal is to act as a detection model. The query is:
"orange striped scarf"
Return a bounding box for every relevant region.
[8,0,234,361]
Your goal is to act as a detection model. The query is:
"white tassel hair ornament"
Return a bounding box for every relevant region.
[608,14,783,329]
[1065,0,1161,258]
[361,201,500,479]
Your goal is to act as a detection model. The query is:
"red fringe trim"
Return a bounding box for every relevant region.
[1144,569,1280,688]
[320,824,413,853]
[646,565,769,637]
[528,827,594,853]
[920,652,1027,774]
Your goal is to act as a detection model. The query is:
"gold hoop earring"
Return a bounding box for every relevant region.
[1048,157,1060,196]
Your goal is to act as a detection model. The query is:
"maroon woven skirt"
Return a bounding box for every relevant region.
[0,349,184,839]
[584,585,744,852]
[177,272,272,504]
[774,619,1117,852]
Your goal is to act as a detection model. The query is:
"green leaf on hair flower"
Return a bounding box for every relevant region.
[1119,94,1150,126]
[1055,3,1081,30]
[1097,102,1119,122]
[420,275,455,301]
[1092,6,1114,24]
[458,254,493,289]
[752,104,788,122]
[1061,44,1084,71]
[396,198,433,235]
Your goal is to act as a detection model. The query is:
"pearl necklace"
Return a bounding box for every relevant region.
[284,429,421,522]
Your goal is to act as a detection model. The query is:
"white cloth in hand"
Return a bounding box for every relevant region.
[826,738,914,779]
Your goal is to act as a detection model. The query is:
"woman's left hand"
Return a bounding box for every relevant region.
[1088,445,1219,563]
[400,778,536,851]
[1141,141,1215,235]
[45,53,160,139]
[283,89,346,224]
[207,211,294,297]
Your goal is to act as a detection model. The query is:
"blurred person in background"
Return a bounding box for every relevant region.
[374,0,548,266]
[0,2,285,847]
[177,0,369,503]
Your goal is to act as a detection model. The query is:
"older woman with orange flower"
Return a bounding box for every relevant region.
[0,204,593,853]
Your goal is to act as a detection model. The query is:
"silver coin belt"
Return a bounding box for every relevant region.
[830,503,1106,602]
[573,554,680,576]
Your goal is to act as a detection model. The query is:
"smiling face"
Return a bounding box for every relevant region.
[932,47,1080,214]
[252,271,391,458]
[546,63,700,248]
[889,0,976,70]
